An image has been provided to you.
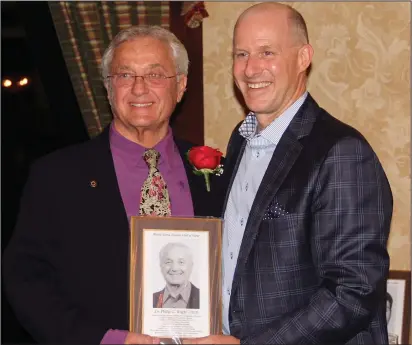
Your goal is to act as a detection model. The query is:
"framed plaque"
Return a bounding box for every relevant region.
[386,270,411,344]
[129,216,222,342]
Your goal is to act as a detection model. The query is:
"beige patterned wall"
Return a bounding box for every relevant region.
[203,2,410,271]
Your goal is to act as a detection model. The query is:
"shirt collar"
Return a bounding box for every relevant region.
[239,91,308,145]
[163,282,192,303]
[109,123,179,171]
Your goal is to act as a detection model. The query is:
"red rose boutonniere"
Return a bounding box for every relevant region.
[187,146,224,192]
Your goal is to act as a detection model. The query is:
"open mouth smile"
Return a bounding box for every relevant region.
[130,102,153,107]
[247,82,272,89]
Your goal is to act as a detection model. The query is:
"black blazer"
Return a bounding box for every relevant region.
[2,126,224,344]
[223,94,393,344]
[153,283,200,309]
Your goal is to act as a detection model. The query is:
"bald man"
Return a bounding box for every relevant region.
[188,2,392,344]
[154,242,200,309]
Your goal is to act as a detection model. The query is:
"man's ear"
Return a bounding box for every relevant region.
[297,44,313,74]
[177,75,188,103]
[104,79,113,106]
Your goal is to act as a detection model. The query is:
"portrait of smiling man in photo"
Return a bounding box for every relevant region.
[154,242,200,309]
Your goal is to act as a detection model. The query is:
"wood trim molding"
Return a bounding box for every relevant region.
[169,1,204,145]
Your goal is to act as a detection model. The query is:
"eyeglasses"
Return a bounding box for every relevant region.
[106,73,178,88]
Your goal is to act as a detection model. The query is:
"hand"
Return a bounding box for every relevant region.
[125,332,159,344]
[183,335,240,344]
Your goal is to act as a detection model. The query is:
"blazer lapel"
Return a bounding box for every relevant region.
[175,140,202,206]
[174,139,213,216]
[90,126,129,228]
[221,129,247,215]
[183,156,201,203]
[230,94,319,295]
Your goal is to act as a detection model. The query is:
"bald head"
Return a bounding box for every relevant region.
[232,1,313,127]
[235,2,309,46]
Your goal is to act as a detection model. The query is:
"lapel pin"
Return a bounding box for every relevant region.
[90,180,98,188]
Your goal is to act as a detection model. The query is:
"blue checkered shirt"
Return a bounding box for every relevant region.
[222,91,308,334]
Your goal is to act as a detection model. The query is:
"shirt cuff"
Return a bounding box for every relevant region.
[100,329,128,344]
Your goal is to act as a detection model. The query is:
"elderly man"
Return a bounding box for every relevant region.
[154,242,200,309]
[189,2,393,345]
[386,292,399,344]
[3,26,223,345]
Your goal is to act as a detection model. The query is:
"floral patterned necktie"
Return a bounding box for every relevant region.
[139,149,171,216]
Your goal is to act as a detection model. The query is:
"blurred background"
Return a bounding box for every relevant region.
[2,2,89,343]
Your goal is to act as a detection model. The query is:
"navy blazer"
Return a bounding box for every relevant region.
[223,94,393,344]
[2,125,225,344]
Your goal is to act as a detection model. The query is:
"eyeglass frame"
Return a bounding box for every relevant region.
[105,73,180,88]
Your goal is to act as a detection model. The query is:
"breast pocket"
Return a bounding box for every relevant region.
[255,212,309,269]
[262,201,290,220]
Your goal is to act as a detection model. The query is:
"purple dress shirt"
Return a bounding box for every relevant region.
[100,124,194,344]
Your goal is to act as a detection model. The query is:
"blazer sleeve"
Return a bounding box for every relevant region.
[241,136,393,344]
[2,161,109,344]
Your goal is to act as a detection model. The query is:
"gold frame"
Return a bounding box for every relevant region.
[129,216,222,340]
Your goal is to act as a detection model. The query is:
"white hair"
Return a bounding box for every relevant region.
[101,25,189,79]
[159,242,193,264]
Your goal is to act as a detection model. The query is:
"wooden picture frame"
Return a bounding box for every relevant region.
[387,270,411,344]
[129,216,222,342]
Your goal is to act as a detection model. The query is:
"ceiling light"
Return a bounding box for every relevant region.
[3,79,12,88]
[19,77,29,86]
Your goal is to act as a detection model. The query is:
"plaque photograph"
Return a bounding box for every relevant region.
[129,216,222,342]
[386,270,411,345]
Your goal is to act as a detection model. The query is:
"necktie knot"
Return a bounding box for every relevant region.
[143,149,160,170]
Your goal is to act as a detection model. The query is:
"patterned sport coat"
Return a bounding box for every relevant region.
[222,93,393,344]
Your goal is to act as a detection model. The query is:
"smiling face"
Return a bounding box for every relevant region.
[233,5,312,127]
[106,36,187,141]
[160,244,193,286]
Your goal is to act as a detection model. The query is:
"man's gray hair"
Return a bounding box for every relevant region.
[159,242,193,263]
[101,25,189,78]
